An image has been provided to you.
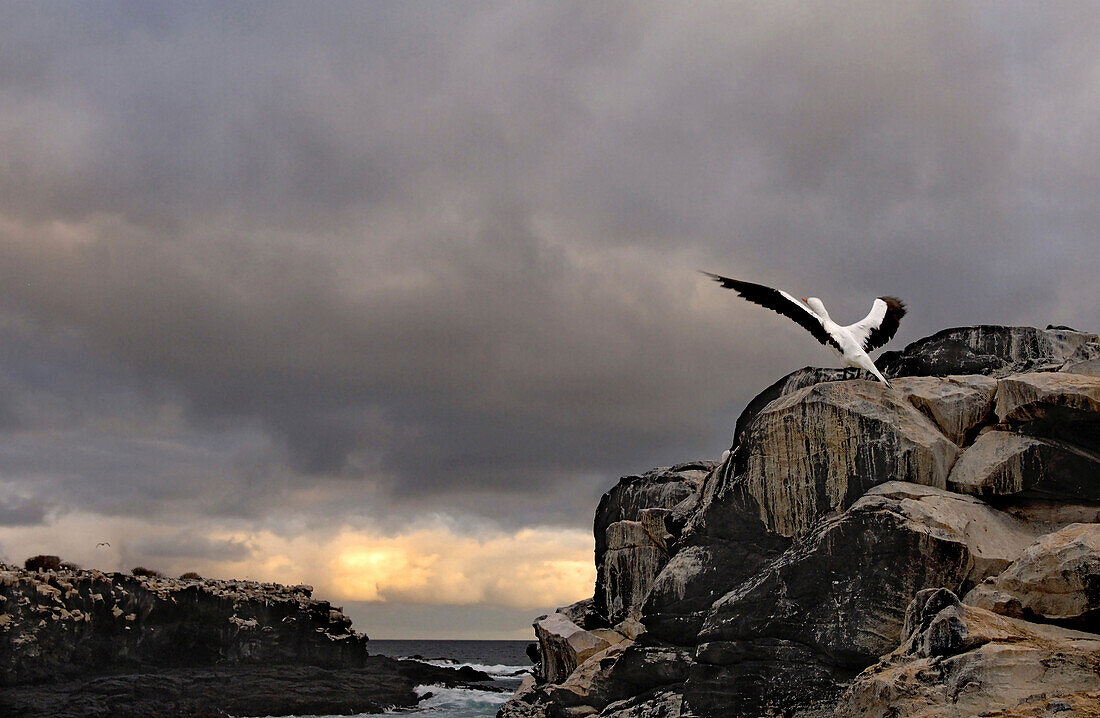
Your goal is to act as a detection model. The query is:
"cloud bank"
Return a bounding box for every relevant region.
[0,2,1097,635]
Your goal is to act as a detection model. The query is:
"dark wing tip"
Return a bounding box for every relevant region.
[879,296,907,318]
[863,296,907,352]
[700,270,739,289]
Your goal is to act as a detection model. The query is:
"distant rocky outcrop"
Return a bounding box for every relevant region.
[500,325,1100,718]
[0,568,491,717]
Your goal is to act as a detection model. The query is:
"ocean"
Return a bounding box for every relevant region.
[288,640,532,718]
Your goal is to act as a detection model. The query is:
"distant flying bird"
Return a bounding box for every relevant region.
[701,272,906,386]
[96,542,110,548]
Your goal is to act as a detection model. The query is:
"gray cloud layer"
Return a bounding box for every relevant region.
[0,2,1097,543]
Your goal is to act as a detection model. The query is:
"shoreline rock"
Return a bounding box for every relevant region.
[0,567,493,716]
[501,324,1100,718]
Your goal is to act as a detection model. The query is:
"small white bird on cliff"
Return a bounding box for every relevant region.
[702,272,906,386]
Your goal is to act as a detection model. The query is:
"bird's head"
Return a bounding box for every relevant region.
[803,297,828,318]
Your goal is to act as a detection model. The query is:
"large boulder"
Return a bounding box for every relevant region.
[594,463,712,623]
[718,380,959,539]
[641,531,788,646]
[994,372,1100,451]
[533,613,625,684]
[964,523,1100,629]
[1062,339,1100,377]
[546,639,695,716]
[893,375,997,445]
[728,367,853,449]
[682,483,1038,717]
[878,325,1099,378]
[836,588,1100,718]
[946,430,1100,501]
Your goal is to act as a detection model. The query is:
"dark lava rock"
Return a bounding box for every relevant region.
[0,659,493,718]
[878,325,1097,378]
[0,568,368,686]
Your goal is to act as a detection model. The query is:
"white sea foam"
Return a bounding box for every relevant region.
[285,683,512,717]
[386,683,511,716]
[416,658,530,679]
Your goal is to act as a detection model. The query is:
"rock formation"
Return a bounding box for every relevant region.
[0,568,491,716]
[500,325,1100,718]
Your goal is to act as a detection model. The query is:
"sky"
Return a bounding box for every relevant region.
[0,2,1096,639]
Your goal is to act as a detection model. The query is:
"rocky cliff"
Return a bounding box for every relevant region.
[0,569,492,716]
[501,325,1100,718]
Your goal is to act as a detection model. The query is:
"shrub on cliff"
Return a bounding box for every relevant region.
[179,571,202,580]
[60,561,81,570]
[131,566,163,577]
[24,555,62,572]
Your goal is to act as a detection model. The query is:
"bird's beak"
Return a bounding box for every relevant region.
[800,297,807,303]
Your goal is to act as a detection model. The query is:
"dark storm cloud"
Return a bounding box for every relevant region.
[137,534,250,562]
[0,494,49,527]
[0,2,1097,530]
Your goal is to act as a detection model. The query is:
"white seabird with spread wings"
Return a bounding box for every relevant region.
[702,272,907,386]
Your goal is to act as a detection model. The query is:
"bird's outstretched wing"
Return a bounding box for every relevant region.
[845,296,906,353]
[701,272,842,352]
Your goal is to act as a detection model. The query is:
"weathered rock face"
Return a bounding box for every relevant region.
[733,381,960,538]
[1063,338,1100,377]
[645,374,974,647]
[0,568,368,686]
[835,588,1100,718]
[683,483,1038,717]
[878,325,1099,378]
[502,325,1100,718]
[534,612,626,684]
[893,375,998,445]
[947,429,1100,500]
[964,523,1100,629]
[594,463,713,625]
[0,567,495,717]
[995,371,1100,451]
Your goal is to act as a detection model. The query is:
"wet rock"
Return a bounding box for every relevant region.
[964,523,1100,629]
[0,659,491,718]
[498,675,557,718]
